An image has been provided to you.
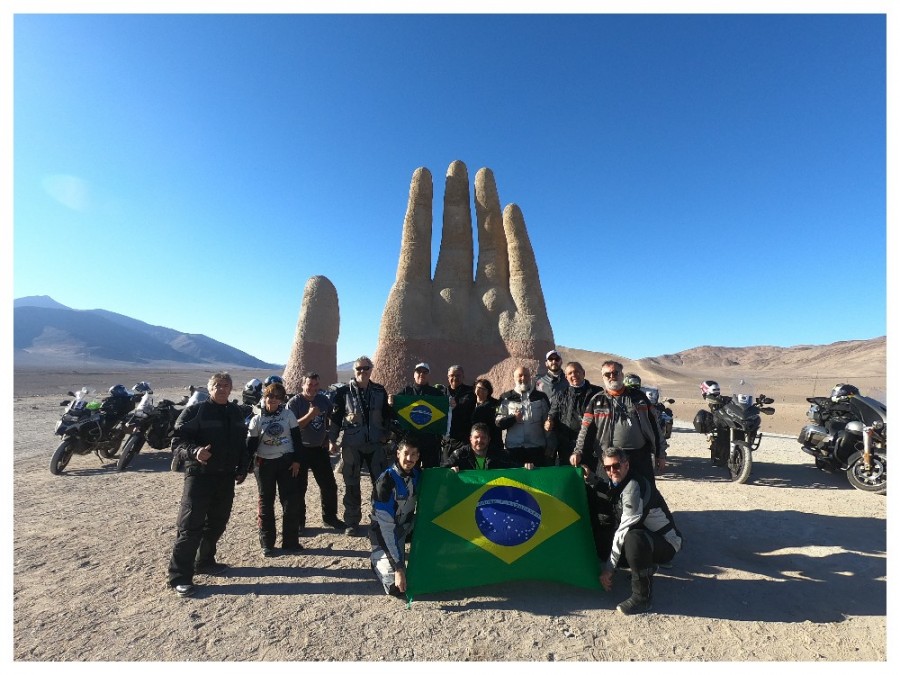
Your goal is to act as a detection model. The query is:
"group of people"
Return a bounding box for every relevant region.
[165,351,682,615]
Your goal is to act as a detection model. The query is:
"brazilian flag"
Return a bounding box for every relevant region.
[393,394,450,436]
[406,467,601,597]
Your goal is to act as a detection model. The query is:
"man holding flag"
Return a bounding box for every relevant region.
[391,362,451,468]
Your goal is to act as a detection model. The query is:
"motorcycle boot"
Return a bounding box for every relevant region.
[616,568,654,615]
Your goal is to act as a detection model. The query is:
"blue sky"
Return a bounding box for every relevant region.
[9,7,889,366]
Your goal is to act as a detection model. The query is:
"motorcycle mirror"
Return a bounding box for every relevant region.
[665,399,675,404]
[67,391,76,397]
[60,400,71,406]
[762,397,774,405]
[760,407,776,415]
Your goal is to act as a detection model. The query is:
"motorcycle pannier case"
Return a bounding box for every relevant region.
[798,424,831,448]
[693,409,714,434]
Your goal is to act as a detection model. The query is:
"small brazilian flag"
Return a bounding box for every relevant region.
[393,394,450,436]
[406,466,601,597]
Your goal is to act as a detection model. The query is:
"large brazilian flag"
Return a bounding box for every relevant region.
[406,466,601,597]
[393,394,450,436]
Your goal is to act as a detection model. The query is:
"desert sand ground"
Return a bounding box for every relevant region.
[11,367,886,662]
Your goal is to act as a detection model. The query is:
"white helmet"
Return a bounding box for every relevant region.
[642,387,660,405]
[700,380,720,398]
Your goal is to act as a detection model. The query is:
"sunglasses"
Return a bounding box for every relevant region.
[547,356,561,362]
[602,371,621,379]
[603,462,622,473]
[355,366,371,372]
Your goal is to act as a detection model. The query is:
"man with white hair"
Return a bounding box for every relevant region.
[328,356,392,536]
[495,366,552,467]
[573,360,665,482]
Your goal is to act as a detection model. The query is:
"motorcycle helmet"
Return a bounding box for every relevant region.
[642,387,660,405]
[132,381,153,395]
[263,375,285,388]
[623,373,642,389]
[243,378,263,405]
[700,380,720,399]
[736,393,753,406]
[831,383,859,402]
[108,384,130,398]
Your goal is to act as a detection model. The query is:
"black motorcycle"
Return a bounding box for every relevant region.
[50,387,138,475]
[798,394,887,494]
[117,390,188,471]
[693,392,775,483]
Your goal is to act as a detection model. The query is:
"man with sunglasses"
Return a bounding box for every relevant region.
[589,447,682,615]
[328,356,392,536]
[572,360,666,482]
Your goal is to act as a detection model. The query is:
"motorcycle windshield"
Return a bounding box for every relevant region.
[849,395,887,426]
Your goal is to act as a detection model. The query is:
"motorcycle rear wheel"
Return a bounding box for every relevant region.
[117,433,145,472]
[846,451,887,495]
[728,441,753,484]
[50,439,76,476]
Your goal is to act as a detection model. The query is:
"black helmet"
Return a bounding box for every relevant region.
[132,381,153,394]
[108,384,130,398]
[700,380,720,398]
[243,378,263,405]
[623,373,642,389]
[263,375,285,387]
[831,383,859,402]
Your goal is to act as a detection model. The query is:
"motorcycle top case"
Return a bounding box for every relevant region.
[693,409,714,434]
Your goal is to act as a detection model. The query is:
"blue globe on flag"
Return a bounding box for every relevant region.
[409,404,434,426]
[475,486,542,547]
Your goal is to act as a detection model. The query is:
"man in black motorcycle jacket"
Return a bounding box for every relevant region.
[546,361,602,466]
[166,372,248,597]
[572,360,666,482]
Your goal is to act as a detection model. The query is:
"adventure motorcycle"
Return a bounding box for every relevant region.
[643,387,675,439]
[693,386,775,483]
[50,385,138,475]
[117,387,188,471]
[798,391,887,494]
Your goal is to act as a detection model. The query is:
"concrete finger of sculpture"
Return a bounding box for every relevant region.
[283,275,339,393]
[373,160,555,393]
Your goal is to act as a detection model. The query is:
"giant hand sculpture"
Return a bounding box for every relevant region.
[372,160,555,393]
[283,275,339,393]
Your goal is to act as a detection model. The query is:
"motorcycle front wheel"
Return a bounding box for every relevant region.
[728,441,753,484]
[846,451,887,495]
[50,438,76,475]
[117,432,145,472]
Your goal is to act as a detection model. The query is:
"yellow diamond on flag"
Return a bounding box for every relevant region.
[396,398,447,430]
[432,476,580,564]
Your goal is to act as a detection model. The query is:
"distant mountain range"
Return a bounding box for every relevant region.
[13,295,279,369]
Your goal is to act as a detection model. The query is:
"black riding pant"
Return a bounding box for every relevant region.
[298,444,339,526]
[619,528,676,573]
[253,453,302,549]
[167,471,236,586]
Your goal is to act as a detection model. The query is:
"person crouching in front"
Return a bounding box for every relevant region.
[369,438,421,599]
